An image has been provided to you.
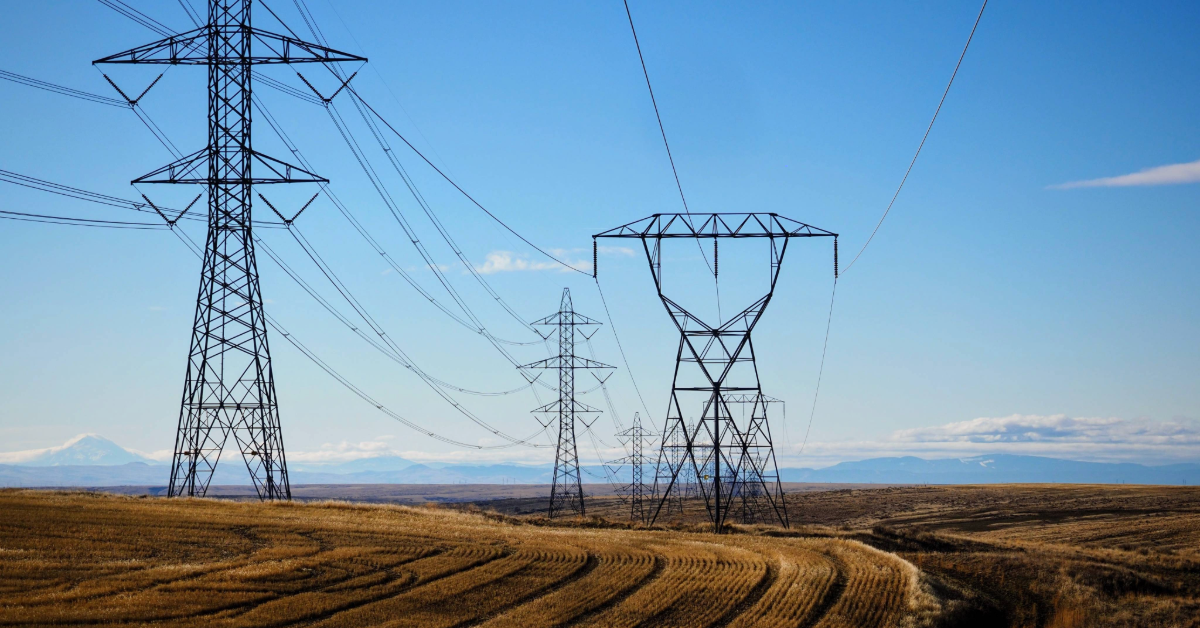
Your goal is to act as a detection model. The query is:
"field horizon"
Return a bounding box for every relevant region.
[3,484,1198,627]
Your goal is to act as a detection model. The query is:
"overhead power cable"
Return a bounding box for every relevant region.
[0,209,167,230]
[253,97,534,344]
[840,0,988,276]
[621,0,720,322]
[620,1,702,240]
[344,91,538,333]
[168,227,540,450]
[97,0,173,37]
[347,88,591,277]
[322,100,551,368]
[797,278,837,455]
[271,3,559,413]
[176,0,202,27]
[45,1,552,450]
[593,277,653,420]
[0,69,125,108]
[265,4,551,353]
[280,222,548,447]
[0,168,284,228]
[254,70,323,105]
[316,0,460,181]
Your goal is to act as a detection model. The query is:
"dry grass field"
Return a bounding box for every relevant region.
[465,484,1200,627]
[794,485,1200,628]
[0,490,939,627]
[3,485,1198,627]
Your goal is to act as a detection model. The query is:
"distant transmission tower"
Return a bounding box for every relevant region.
[520,288,613,518]
[95,0,365,499]
[595,213,836,531]
[608,412,656,524]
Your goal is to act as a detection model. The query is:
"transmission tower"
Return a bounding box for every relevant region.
[520,288,613,518]
[608,412,656,524]
[95,0,365,500]
[595,213,836,531]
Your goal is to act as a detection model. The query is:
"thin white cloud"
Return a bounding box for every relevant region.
[474,251,583,275]
[129,448,172,462]
[598,245,636,257]
[0,433,101,464]
[0,446,55,464]
[1051,158,1200,189]
[779,414,1200,468]
[286,439,398,463]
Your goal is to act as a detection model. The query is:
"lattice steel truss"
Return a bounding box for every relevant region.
[607,412,656,524]
[520,289,613,518]
[595,213,836,531]
[96,0,364,500]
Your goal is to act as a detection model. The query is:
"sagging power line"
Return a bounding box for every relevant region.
[94,0,366,501]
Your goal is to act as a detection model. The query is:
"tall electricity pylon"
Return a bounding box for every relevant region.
[595,213,836,531]
[95,0,365,500]
[608,412,656,524]
[520,289,613,518]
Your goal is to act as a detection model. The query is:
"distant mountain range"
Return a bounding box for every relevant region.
[779,455,1200,485]
[1,435,1197,487]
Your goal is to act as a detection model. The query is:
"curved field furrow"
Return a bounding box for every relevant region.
[723,546,839,628]
[478,543,658,628]
[203,546,440,627]
[812,540,912,628]
[0,492,942,628]
[310,545,587,628]
[574,541,768,628]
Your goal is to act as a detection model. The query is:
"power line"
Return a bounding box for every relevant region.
[322,101,544,359]
[27,2,550,452]
[168,227,539,450]
[798,278,837,456]
[264,2,552,350]
[97,0,174,37]
[343,92,539,333]
[5,162,542,449]
[0,69,126,107]
[281,222,549,447]
[347,88,591,276]
[621,1,692,223]
[0,168,284,228]
[593,277,653,420]
[621,0,717,284]
[252,98,517,341]
[0,209,167,230]
[840,0,988,275]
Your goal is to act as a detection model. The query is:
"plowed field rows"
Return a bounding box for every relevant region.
[0,491,935,627]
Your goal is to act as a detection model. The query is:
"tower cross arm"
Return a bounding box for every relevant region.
[94,26,366,65]
[133,149,328,185]
[593,213,837,240]
[530,311,603,327]
[518,355,615,371]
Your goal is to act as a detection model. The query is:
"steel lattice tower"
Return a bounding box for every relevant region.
[95,0,364,500]
[608,412,656,524]
[520,289,613,518]
[596,213,836,531]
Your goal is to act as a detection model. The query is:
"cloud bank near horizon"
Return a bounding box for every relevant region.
[1050,158,1200,189]
[779,414,1200,467]
[4,414,1196,469]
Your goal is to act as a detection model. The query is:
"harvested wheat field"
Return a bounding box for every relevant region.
[0,490,940,627]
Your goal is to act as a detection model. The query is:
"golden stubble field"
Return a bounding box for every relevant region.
[464,484,1200,628]
[0,490,939,628]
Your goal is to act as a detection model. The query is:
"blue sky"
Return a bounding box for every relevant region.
[1,0,1197,468]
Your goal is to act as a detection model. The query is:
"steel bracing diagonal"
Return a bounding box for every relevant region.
[596,212,836,531]
[96,0,364,501]
[520,289,614,518]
